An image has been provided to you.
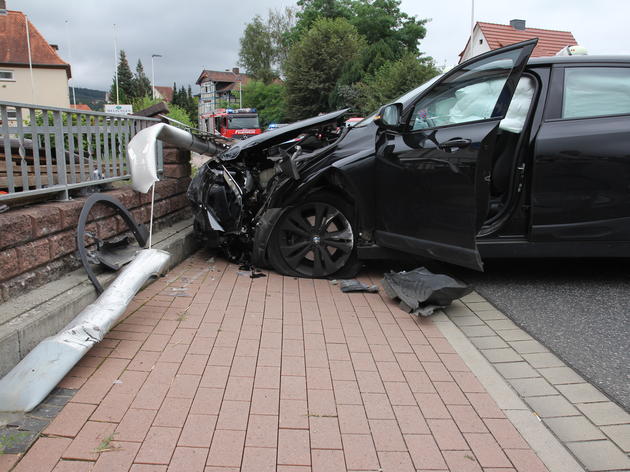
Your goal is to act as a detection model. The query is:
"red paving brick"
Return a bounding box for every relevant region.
[9,253,551,471]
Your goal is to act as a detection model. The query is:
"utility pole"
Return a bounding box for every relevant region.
[151,54,162,100]
[113,24,119,104]
[64,20,76,106]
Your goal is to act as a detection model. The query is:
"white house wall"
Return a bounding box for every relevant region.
[0,66,70,108]
[460,27,491,63]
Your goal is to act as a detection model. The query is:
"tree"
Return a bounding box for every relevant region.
[132,59,152,98]
[242,80,286,126]
[109,50,134,103]
[239,16,276,83]
[356,52,440,114]
[285,17,365,119]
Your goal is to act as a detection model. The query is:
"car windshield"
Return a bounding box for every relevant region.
[227,116,260,129]
[353,73,444,128]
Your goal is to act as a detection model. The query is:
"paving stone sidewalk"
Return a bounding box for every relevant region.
[1,251,573,471]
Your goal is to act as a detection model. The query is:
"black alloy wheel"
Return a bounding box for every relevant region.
[270,197,356,278]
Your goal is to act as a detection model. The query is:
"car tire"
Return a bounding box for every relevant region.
[268,192,361,278]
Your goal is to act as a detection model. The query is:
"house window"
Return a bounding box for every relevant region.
[0,70,14,81]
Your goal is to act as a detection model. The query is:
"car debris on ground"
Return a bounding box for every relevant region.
[382,267,472,316]
[339,279,379,293]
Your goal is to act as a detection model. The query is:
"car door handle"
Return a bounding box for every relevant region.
[399,157,461,175]
[438,138,471,150]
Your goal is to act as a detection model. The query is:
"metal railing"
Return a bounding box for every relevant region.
[0,101,163,201]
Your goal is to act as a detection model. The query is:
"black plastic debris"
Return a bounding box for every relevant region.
[339,279,379,293]
[382,267,472,316]
[238,263,267,279]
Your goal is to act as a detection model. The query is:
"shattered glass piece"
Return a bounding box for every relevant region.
[382,267,472,316]
[339,279,379,293]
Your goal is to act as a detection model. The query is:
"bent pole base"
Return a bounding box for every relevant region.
[0,249,171,413]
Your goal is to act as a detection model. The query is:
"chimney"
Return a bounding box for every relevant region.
[232,67,240,75]
[510,19,526,30]
[0,0,7,15]
[50,44,59,51]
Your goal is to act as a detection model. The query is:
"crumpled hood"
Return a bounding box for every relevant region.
[220,108,349,161]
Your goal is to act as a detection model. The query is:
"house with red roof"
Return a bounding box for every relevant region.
[459,19,578,63]
[0,1,71,108]
[196,67,251,116]
[153,85,173,102]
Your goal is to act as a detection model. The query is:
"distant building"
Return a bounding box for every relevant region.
[195,67,251,117]
[459,19,577,63]
[0,1,71,109]
[70,103,91,111]
[153,85,173,102]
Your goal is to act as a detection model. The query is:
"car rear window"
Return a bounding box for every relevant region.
[562,67,630,119]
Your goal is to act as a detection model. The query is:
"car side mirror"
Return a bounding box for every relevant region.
[375,103,403,131]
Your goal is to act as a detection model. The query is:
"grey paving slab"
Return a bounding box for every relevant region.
[557,383,610,404]
[524,395,581,418]
[601,424,630,452]
[474,310,508,321]
[567,440,630,471]
[470,336,509,350]
[576,402,630,426]
[465,301,496,311]
[508,377,558,397]
[522,352,566,369]
[481,347,523,363]
[509,339,548,355]
[539,366,585,385]
[451,316,486,327]
[497,329,535,342]
[459,324,496,337]
[544,416,606,442]
[485,319,519,330]
[494,362,540,379]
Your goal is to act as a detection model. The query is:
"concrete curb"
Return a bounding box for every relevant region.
[432,307,586,472]
[0,219,200,377]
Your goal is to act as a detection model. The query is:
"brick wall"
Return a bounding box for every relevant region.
[0,144,193,302]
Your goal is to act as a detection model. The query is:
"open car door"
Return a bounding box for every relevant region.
[374,39,537,270]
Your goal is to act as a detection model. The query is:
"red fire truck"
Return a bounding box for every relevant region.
[201,108,262,139]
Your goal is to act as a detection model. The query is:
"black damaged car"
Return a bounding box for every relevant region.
[186,39,630,278]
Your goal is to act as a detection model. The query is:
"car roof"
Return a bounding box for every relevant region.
[527,55,630,66]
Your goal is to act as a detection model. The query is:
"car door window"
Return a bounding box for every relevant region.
[409,50,523,131]
[562,67,630,119]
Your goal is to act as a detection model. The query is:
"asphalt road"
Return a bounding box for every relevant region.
[452,258,630,412]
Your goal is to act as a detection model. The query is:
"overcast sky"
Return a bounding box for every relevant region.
[14,0,630,93]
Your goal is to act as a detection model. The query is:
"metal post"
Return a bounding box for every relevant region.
[151,54,162,100]
[113,24,119,105]
[25,15,36,104]
[65,20,76,106]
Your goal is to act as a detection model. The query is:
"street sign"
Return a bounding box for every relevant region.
[105,104,133,115]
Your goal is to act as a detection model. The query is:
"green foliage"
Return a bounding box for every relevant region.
[171,83,197,122]
[239,16,276,83]
[285,17,365,120]
[242,80,286,126]
[109,50,134,103]
[131,96,196,129]
[356,52,440,114]
[132,60,152,98]
[239,8,297,82]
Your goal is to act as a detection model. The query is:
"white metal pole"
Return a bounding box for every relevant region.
[471,0,475,38]
[239,79,242,108]
[113,24,119,104]
[64,20,76,106]
[151,55,155,99]
[25,15,36,104]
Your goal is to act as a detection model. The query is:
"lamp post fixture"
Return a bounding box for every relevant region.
[151,54,162,100]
